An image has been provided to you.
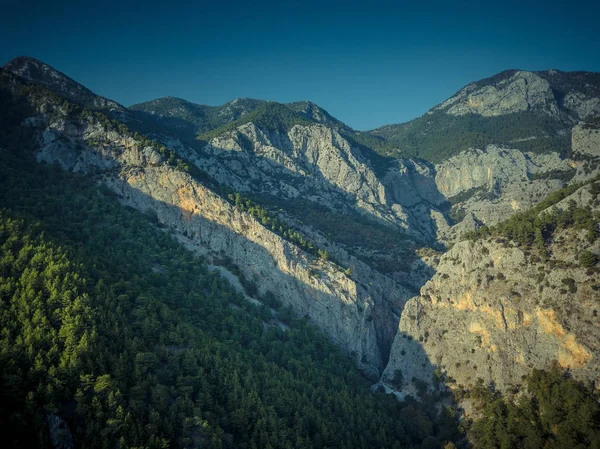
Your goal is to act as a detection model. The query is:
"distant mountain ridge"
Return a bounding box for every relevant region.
[368,69,600,162]
[130,96,266,136]
[6,56,600,165]
[431,69,600,118]
[129,96,351,144]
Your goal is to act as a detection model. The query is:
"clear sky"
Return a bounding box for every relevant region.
[1,0,599,130]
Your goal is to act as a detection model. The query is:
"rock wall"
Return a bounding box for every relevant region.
[434,145,576,239]
[33,112,413,374]
[383,183,600,395]
[164,123,446,242]
[434,71,559,117]
[572,123,600,158]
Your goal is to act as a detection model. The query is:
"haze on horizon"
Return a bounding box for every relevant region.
[2,0,599,130]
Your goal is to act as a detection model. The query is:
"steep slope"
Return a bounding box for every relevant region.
[0,67,414,375]
[369,69,600,162]
[3,56,127,117]
[144,102,449,285]
[384,179,600,397]
[0,151,462,449]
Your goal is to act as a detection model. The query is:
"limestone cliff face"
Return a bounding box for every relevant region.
[433,69,600,120]
[27,103,413,374]
[572,123,600,158]
[165,123,446,242]
[433,141,600,242]
[434,71,559,117]
[434,145,575,239]
[435,146,563,198]
[383,183,600,395]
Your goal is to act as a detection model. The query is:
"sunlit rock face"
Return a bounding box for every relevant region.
[11,84,413,376]
[384,183,600,396]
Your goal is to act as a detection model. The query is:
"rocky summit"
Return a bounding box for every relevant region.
[1,56,600,447]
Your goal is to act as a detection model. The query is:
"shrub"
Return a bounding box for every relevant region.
[580,250,598,268]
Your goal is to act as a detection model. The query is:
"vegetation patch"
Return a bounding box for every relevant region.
[468,363,600,449]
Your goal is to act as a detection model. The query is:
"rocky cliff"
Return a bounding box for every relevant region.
[433,145,584,240]
[434,71,559,117]
[194,123,444,237]
[4,56,127,116]
[384,181,600,396]
[150,120,449,289]
[4,57,600,403]
[433,70,600,120]
[573,121,600,158]
[3,70,414,374]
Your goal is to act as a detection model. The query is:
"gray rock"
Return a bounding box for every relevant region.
[46,414,74,449]
[434,71,559,117]
[572,123,600,158]
[384,183,600,397]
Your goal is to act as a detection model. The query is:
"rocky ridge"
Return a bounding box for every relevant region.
[4,56,127,117]
[433,69,600,120]
[130,96,266,138]
[5,73,414,374]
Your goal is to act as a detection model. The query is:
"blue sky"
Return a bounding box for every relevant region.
[2,0,599,130]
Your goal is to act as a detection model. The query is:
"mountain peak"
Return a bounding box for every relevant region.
[4,56,73,89]
[432,68,600,119]
[3,55,125,113]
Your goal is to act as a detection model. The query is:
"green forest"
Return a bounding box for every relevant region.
[365,111,571,163]
[468,362,600,449]
[0,147,462,448]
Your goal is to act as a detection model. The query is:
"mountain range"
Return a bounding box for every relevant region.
[1,56,600,448]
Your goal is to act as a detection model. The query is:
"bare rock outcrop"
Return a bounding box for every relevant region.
[434,71,559,117]
[572,123,600,158]
[384,183,600,396]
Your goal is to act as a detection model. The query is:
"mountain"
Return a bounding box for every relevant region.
[432,69,600,118]
[130,96,266,139]
[130,96,352,147]
[0,63,462,449]
[384,176,600,397]
[2,56,600,448]
[368,69,600,162]
[4,56,128,117]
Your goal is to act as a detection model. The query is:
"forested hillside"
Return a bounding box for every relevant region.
[0,148,461,448]
[468,363,600,449]
[367,111,570,163]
